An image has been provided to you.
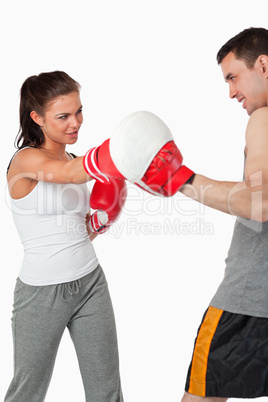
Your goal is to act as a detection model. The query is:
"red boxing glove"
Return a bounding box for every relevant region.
[83,111,194,197]
[83,140,124,184]
[88,178,127,234]
[140,141,194,196]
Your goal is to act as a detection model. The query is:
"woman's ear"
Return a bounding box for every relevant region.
[30,111,43,126]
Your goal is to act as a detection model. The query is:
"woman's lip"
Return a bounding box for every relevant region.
[66,131,78,137]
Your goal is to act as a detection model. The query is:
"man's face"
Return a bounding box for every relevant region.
[221,51,268,116]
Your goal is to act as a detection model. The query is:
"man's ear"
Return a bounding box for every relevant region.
[30,111,43,126]
[258,55,268,77]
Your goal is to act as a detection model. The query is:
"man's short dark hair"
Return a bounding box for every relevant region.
[217,27,268,68]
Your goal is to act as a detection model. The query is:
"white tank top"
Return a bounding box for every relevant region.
[9,169,99,286]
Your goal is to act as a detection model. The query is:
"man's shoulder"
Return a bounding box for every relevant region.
[250,106,268,121]
[246,107,268,138]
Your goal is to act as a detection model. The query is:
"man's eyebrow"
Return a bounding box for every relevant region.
[225,73,233,81]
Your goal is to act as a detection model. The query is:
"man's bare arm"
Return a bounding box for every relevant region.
[180,108,268,222]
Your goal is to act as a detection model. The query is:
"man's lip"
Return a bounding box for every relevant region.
[237,97,246,108]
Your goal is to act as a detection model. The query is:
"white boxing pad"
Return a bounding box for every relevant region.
[109,111,174,182]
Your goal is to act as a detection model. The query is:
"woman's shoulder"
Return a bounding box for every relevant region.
[7,147,48,177]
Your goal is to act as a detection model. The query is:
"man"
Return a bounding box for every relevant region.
[81,26,268,400]
[180,27,268,401]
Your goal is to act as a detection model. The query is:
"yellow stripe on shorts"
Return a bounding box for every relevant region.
[188,306,224,396]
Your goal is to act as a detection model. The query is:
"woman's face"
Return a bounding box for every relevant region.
[34,91,83,147]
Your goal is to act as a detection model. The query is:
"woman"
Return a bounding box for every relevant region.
[5,71,124,401]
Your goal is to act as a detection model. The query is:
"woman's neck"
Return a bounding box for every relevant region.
[42,142,68,161]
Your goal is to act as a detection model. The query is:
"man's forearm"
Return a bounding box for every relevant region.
[180,174,267,222]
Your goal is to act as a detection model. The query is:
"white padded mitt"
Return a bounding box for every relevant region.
[109,111,174,182]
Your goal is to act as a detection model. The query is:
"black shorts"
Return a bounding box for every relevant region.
[185,306,268,398]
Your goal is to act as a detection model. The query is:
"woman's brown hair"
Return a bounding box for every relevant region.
[15,71,80,149]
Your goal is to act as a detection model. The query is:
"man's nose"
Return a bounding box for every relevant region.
[229,82,238,99]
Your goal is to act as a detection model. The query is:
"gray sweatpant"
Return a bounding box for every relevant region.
[4,265,123,402]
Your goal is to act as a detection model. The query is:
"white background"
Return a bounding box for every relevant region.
[1,1,268,401]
